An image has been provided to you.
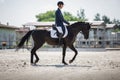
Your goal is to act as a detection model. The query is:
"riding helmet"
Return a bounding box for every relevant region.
[57,1,64,5]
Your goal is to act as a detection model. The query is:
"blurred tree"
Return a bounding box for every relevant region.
[36,10,78,22]
[63,12,78,21]
[36,10,55,21]
[94,13,101,21]
[102,15,111,24]
[93,13,120,32]
[112,18,120,32]
[77,9,87,22]
[112,18,120,25]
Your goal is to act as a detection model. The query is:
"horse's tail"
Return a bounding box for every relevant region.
[17,30,33,49]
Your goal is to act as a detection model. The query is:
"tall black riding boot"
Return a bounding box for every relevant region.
[58,33,63,46]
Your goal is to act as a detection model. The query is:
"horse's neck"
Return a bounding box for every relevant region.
[68,26,82,37]
[71,27,81,35]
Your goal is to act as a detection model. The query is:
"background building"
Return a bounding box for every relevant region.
[0,23,18,49]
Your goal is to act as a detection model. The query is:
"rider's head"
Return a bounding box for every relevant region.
[57,1,64,9]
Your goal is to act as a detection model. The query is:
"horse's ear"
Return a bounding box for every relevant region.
[87,23,92,30]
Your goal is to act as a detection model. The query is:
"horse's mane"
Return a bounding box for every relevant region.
[67,22,91,30]
[67,22,86,28]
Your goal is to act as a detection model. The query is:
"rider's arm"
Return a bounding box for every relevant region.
[57,10,70,25]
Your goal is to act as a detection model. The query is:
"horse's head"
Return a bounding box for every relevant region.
[71,22,91,39]
[81,22,91,39]
[69,22,91,39]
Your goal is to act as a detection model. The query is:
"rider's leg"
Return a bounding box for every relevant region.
[58,25,65,45]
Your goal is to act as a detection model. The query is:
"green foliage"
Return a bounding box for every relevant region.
[36,10,55,22]
[94,13,111,23]
[94,13,101,21]
[94,13,120,32]
[63,12,78,21]
[36,10,78,22]
[112,28,120,32]
[112,19,120,25]
[102,15,111,24]
[77,9,87,22]
[112,19,120,32]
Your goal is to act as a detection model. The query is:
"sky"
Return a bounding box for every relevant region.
[0,0,120,27]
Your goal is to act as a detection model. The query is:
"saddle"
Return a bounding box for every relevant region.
[50,25,68,38]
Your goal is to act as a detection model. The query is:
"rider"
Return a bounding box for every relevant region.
[55,1,70,45]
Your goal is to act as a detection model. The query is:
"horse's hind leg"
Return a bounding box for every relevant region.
[69,45,78,64]
[31,46,39,65]
[31,43,44,65]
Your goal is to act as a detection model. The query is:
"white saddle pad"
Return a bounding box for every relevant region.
[50,26,68,38]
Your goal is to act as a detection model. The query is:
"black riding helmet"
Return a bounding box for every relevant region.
[57,1,64,5]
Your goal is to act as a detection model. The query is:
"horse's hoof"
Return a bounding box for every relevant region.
[63,62,68,65]
[69,60,73,64]
[31,63,36,66]
[35,59,39,64]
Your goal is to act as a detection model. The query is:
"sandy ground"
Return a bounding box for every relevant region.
[0,49,120,80]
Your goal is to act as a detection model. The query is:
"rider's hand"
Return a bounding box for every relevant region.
[68,22,70,26]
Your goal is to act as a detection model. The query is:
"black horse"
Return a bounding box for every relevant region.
[17,22,91,65]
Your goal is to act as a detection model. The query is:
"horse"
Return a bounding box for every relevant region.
[17,22,91,65]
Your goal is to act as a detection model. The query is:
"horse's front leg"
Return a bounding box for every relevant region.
[69,45,78,64]
[62,45,68,65]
